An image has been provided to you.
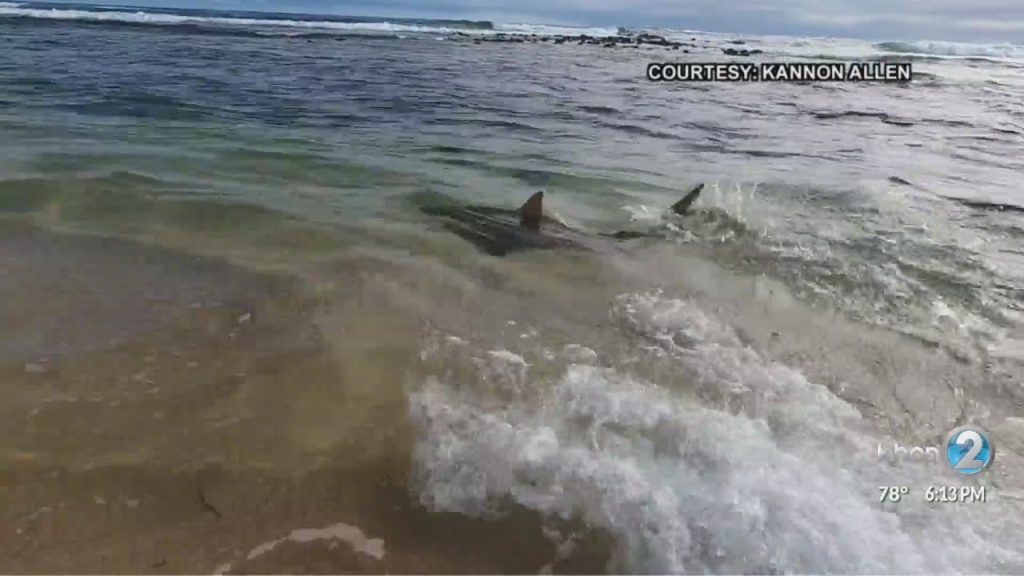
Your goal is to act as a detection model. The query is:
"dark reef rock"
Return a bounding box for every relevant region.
[722,47,764,57]
[444,30,711,52]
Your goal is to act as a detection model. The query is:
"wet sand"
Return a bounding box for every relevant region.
[0,224,610,574]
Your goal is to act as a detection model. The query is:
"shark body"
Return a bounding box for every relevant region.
[419,184,704,256]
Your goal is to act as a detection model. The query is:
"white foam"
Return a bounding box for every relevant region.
[0,6,447,33]
[620,204,664,226]
[0,6,619,38]
[214,522,385,574]
[743,35,1024,63]
[0,6,454,34]
[410,365,922,573]
[487,349,528,366]
[876,40,1024,60]
[561,344,598,364]
[410,293,1024,573]
[609,292,865,438]
[494,22,619,38]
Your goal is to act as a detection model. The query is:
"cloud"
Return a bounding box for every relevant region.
[48,0,1024,40]
[305,0,1024,40]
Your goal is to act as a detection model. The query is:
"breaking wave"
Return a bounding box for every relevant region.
[0,4,618,38]
[493,22,619,37]
[875,40,1024,61]
[407,292,1019,573]
[0,6,478,34]
[658,181,1016,365]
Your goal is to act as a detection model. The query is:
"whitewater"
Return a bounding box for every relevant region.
[1,1,1023,61]
[1,2,1023,574]
[0,2,621,37]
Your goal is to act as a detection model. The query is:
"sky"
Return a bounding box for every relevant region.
[45,0,1024,41]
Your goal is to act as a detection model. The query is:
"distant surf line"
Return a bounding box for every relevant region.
[0,2,619,38]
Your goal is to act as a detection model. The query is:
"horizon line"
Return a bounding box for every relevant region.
[7,0,1023,44]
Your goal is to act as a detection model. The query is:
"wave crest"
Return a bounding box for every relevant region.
[0,6,473,34]
[0,5,629,38]
[493,22,619,37]
[408,301,935,573]
[875,40,1024,60]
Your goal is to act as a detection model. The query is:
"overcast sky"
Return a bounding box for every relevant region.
[51,0,1024,41]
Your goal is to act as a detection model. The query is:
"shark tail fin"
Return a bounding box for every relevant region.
[520,191,544,230]
[671,183,704,215]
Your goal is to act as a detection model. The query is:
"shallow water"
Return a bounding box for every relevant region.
[1,4,1023,574]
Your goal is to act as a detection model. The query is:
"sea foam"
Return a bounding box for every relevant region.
[409,294,928,573]
[875,40,1024,60]
[408,289,1024,573]
[0,5,618,38]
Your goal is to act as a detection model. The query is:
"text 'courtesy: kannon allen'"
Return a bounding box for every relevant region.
[646,61,913,82]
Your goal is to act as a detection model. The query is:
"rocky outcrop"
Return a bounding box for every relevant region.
[447,31,705,51]
[722,47,764,56]
[447,30,760,57]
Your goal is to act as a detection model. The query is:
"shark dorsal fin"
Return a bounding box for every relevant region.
[671,183,704,215]
[520,191,544,230]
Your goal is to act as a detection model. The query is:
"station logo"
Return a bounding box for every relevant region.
[945,425,994,475]
[877,425,995,475]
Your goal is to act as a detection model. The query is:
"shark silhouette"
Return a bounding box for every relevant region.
[419,184,704,256]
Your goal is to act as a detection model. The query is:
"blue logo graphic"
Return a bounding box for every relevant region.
[945,425,994,475]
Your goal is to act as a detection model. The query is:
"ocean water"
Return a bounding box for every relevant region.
[1,3,1023,574]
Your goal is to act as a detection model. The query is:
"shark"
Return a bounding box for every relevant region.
[418,184,704,256]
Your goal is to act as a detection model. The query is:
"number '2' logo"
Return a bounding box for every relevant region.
[945,425,994,475]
